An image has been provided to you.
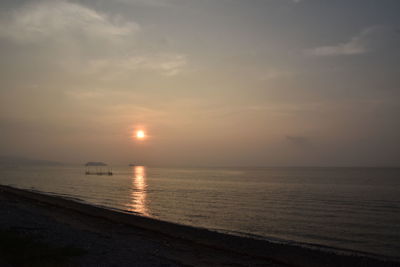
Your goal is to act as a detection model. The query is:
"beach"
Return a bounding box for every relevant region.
[0,185,398,267]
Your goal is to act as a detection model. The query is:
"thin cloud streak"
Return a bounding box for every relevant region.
[0,0,139,44]
[305,26,388,57]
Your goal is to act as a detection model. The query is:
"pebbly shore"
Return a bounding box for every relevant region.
[0,185,398,267]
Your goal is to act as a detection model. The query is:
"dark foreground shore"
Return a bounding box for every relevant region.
[0,185,398,267]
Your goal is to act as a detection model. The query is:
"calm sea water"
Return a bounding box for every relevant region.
[1,165,399,259]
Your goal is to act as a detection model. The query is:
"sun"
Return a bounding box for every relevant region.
[136,130,145,140]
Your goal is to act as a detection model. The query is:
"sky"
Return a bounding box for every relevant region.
[0,0,399,166]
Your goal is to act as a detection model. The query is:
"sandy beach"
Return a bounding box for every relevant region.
[0,185,398,267]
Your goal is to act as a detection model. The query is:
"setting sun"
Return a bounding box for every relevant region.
[136,130,145,140]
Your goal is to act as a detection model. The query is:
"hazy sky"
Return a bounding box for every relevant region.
[1,0,399,166]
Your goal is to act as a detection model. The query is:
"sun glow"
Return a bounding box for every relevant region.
[136,130,145,140]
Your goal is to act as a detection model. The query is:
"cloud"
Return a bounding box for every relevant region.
[0,0,139,44]
[85,54,187,78]
[0,0,187,77]
[306,26,393,57]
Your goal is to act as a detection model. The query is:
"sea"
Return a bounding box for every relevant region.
[0,165,399,260]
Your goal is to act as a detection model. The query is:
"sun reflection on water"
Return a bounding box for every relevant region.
[129,166,149,216]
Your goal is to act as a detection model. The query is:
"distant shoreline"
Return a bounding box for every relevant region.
[0,185,398,267]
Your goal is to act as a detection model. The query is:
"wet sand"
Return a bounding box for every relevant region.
[0,185,398,267]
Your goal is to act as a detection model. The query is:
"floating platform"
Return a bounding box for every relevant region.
[85,162,113,176]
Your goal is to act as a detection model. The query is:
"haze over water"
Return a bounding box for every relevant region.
[1,165,399,259]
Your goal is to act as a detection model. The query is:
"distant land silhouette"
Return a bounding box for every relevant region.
[0,156,62,166]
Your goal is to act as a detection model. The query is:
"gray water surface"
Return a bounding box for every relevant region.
[1,165,399,258]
